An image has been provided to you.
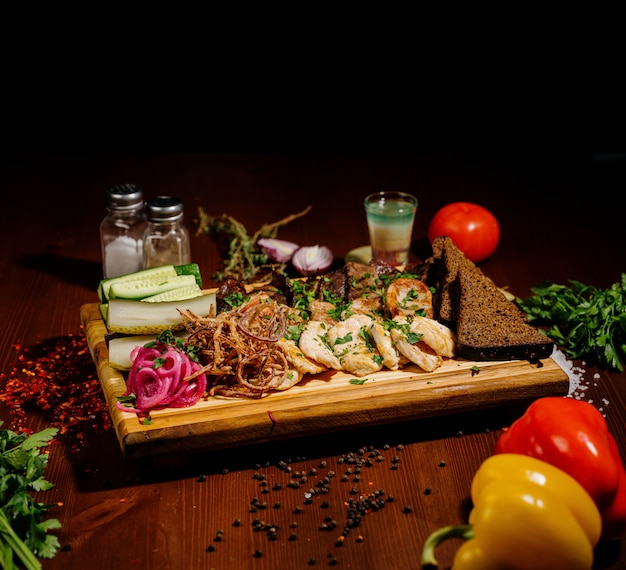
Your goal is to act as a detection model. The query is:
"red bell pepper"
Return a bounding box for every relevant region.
[494,396,626,540]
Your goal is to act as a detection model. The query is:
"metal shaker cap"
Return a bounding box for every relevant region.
[106,183,144,210]
[146,196,184,222]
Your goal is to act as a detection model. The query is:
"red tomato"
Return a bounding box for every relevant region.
[428,202,500,263]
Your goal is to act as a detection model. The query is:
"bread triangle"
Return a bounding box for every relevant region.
[430,236,553,362]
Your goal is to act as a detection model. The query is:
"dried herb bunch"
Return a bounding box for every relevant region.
[196,206,311,283]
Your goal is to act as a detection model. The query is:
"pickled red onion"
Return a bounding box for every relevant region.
[116,340,207,414]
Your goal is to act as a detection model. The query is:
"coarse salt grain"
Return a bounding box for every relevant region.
[550,346,588,399]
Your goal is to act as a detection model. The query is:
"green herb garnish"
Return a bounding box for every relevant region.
[516,273,626,372]
[334,333,353,346]
[154,330,200,363]
[0,423,61,569]
[223,291,248,309]
[406,332,423,345]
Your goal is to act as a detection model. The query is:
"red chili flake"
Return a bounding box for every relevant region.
[0,331,112,451]
[267,410,279,424]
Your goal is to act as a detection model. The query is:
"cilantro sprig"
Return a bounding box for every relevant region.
[0,423,61,569]
[516,273,626,372]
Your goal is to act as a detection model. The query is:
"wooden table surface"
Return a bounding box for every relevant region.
[1,153,625,569]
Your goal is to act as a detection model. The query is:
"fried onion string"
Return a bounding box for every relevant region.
[181,295,292,399]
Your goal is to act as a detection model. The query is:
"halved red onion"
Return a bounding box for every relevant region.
[257,238,300,263]
[292,245,334,276]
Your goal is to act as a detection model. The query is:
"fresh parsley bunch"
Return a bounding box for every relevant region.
[0,424,61,569]
[516,273,626,372]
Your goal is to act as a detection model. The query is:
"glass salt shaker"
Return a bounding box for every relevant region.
[100,183,147,279]
[143,196,191,268]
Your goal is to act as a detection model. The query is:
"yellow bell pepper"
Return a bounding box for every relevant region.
[421,453,602,570]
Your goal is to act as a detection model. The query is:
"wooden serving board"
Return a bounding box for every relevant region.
[81,302,569,459]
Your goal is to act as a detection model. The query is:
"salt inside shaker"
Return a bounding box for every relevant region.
[100,183,147,279]
[143,196,191,268]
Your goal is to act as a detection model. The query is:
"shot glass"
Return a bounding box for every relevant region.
[364,191,418,266]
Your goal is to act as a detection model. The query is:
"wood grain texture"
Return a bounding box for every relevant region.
[81,302,569,459]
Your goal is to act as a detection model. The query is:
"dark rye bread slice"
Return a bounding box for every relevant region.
[453,269,554,361]
[431,236,471,328]
[431,236,554,362]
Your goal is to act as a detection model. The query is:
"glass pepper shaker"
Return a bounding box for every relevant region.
[100,183,147,279]
[143,196,191,268]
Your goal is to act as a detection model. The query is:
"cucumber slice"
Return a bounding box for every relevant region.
[108,332,190,370]
[140,284,203,303]
[99,265,177,302]
[108,334,157,370]
[98,263,202,302]
[109,274,197,300]
[174,263,203,287]
[108,333,192,370]
[106,292,216,335]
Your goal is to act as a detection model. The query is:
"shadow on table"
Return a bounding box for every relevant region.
[20,253,102,289]
[68,401,535,492]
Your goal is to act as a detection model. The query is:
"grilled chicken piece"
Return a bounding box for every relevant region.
[298,320,342,370]
[326,314,383,376]
[368,321,406,370]
[277,338,328,375]
[390,328,443,372]
[272,364,304,391]
[350,296,384,320]
[395,315,456,358]
[386,278,434,319]
[388,315,456,372]
[309,300,339,325]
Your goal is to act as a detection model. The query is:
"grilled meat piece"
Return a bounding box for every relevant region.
[326,314,383,376]
[316,262,394,303]
[315,266,349,301]
[344,262,387,301]
[386,278,434,319]
[370,258,399,279]
[216,277,248,313]
[299,320,343,370]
